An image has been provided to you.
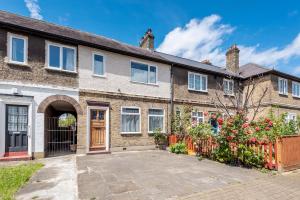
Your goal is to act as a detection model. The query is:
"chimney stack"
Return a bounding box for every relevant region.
[201,59,212,65]
[139,28,154,50]
[226,44,240,73]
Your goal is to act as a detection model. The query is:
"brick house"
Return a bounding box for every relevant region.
[0,11,300,159]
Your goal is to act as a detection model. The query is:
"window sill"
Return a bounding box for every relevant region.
[224,93,235,97]
[188,89,208,93]
[130,81,159,87]
[279,93,288,96]
[292,95,300,99]
[6,60,30,67]
[120,132,142,135]
[92,74,107,78]
[45,67,77,74]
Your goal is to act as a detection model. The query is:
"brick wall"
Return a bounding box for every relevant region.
[0,28,78,88]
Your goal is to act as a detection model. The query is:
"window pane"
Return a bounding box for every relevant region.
[188,73,194,89]
[149,109,163,115]
[93,54,104,75]
[122,115,140,132]
[11,37,25,62]
[149,66,157,84]
[195,75,201,90]
[149,116,163,132]
[122,108,139,114]
[63,47,75,71]
[131,62,148,83]
[224,80,228,92]
[202,76,207,90]
[49,45,60,68]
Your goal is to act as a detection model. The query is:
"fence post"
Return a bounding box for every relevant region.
[275,138,283,172]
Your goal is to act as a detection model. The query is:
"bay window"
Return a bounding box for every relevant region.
[121,107,140,133]
[148,109,164,133]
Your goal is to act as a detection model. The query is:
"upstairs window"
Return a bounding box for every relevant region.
[93,53,105,76]
[131,61,157,84]
[292,81,300,98]
[188,72,207,92]
[8,33,27,65]
[47,42,76,72]
[278,78,288,95]
[191,111,204,124]
[223,79,234,95]
[148,109,164,133]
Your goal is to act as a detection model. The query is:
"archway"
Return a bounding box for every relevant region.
[38,95,82,157]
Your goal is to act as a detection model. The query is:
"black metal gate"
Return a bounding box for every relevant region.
[46,117,77,156]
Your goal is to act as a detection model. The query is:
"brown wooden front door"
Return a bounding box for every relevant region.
[90,110,106,151]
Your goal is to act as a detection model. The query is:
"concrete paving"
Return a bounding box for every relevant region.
[16,155,78,200]
[76,151,300,200]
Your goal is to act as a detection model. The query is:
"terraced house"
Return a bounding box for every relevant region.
[0,10,300,160]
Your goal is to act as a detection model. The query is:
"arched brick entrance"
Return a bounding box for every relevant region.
[38,95,82,157]
[37,95,83,115]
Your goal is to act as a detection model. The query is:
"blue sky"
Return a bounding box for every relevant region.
[1,0,300,74]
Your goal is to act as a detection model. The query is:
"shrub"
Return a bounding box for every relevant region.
[153,128,167,145]
[169,142,188,154]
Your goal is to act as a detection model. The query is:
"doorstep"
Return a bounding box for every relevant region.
[0,151,32,162]
[87,150,111,155]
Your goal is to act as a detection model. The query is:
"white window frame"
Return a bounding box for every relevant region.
[7,33,28,65]
[130,60,158,85]
[223,79,234,96]
[148,108,165,133]
[191,111,204,124]
[46,41,77,73]
[92,52,106,77]
[188,72,208,92]
[278,77,288,95]
[286,113,297,122]
[292,81,300,98]
[121,106,141,134]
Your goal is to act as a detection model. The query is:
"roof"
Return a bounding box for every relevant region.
[239,63,272,78]
[0,10,167,63]
[157,52,240,77]
[240,63,300,82]
[0,10,240,77]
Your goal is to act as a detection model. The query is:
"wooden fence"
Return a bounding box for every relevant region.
[168,134,300,171]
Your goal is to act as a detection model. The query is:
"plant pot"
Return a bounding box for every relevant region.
[157,144,167,150]
[70,144,77,152]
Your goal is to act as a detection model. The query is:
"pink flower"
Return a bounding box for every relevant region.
[255,127,260,132]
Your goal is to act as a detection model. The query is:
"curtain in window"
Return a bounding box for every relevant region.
[188,73,194,89]
[195,75,201,90]
[122,108,140,132]
[202,76,207,91]
[149,109,164,132]
[12,37,24,62]
[63,47,75,71]
[131,62,148,83]
[94,55,104,75]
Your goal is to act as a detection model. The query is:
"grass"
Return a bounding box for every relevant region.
[0,163,43,200]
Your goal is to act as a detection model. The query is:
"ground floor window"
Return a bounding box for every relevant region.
[121,107,140,133]
[191,111,204,124]
[286,113,297,122]
[148,109,164,132]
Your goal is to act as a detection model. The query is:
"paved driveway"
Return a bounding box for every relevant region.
[76,151,300,200]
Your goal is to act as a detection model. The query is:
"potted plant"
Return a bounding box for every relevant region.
[153,128,167,150]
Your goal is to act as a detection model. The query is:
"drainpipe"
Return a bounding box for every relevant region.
[170,64,174,134]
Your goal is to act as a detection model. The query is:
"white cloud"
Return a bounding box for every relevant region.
[24,0,43,20]
[157,15,300,68]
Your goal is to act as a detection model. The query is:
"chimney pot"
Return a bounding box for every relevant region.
[201,59,212,65]
[139,28,154,50]
[226,44,240,73]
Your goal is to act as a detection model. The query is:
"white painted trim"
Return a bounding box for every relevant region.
[0,81,79,92]
[278,77,288,95]
[148,108,165,133]
[223,79,234,96]
[86,106,110,152]
[188,71,208,92]
[92,52,106,77]
[120,106,141,134]
[45,41,77,73]
[292,81,300,98]
[7,32,28,65]
[0,100,33,157]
